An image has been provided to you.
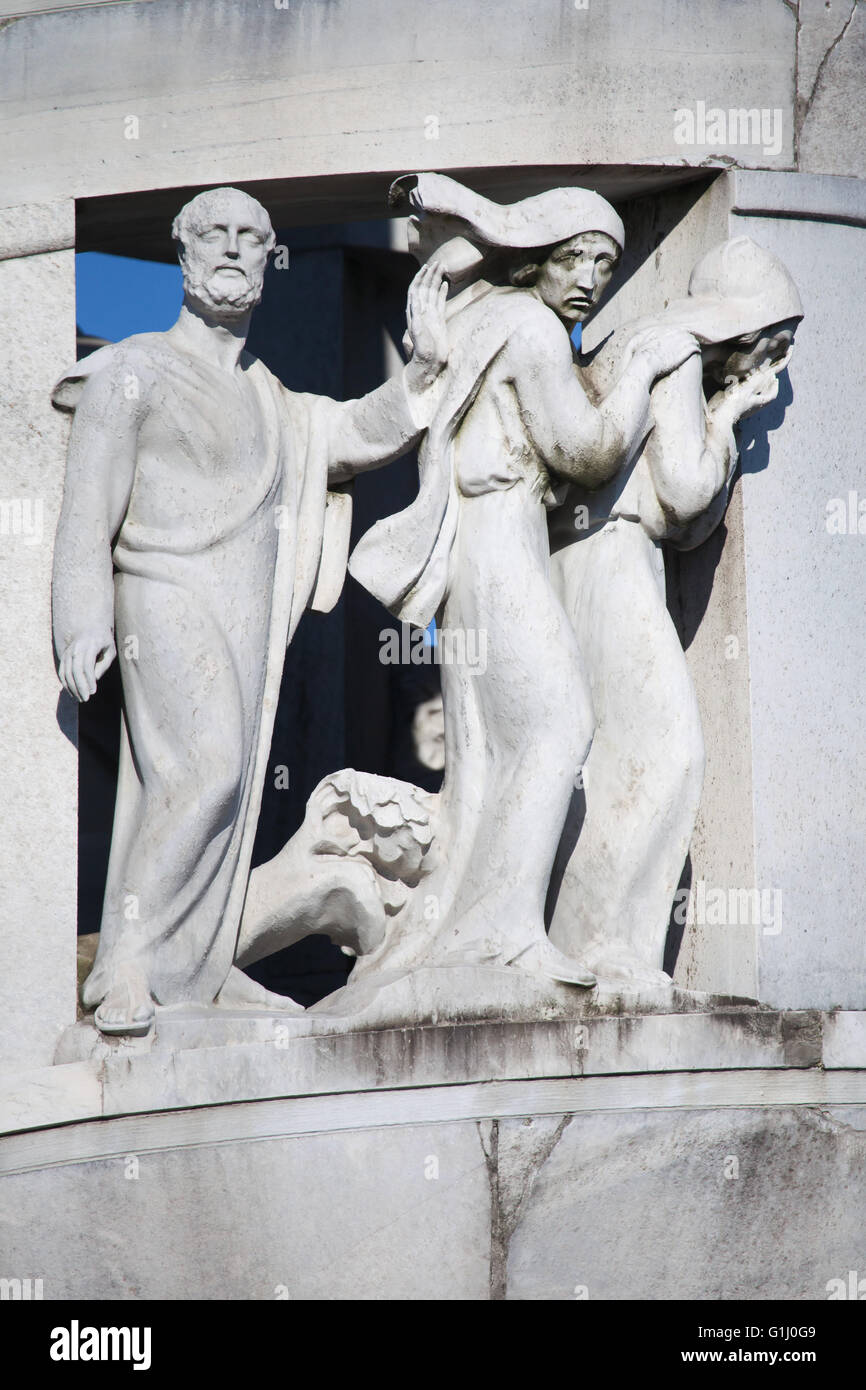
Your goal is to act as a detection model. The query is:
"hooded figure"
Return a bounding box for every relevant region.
[346,173,697,991]
[546,236,803,985]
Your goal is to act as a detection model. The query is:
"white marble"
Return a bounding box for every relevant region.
[506,1103,866,1300]
[237,769,437,965]
[729,178,866,1009]
[51,186,448,1036]
[3,999,852,1137]
[2,1056,865,1300]
[348,174,698,994]
[547,236,801,984]
[0,1,798,214]
[823,1012,866,1069]
[0,0,864,1309]
[0,226,78,1069]
[0,198,74,260]
[576,170,866,1011]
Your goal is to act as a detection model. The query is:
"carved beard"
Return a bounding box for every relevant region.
[182,263,264,317]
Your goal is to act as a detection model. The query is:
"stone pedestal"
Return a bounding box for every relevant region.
[1,1005,864,1299]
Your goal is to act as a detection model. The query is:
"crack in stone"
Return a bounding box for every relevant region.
[801,1104,866,1136]
[479,1114,571,1300]
[787,0,802,165]
[799,0,859,133]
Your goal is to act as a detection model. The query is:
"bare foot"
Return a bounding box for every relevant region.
[580,939,673,989]
[507,937,597,988]
[216,965,306,1014]
[94,964,155,1037]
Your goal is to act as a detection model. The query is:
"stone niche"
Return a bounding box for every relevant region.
[1,0,865,1303]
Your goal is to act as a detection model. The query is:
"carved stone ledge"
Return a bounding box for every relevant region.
[2,998,860,1141]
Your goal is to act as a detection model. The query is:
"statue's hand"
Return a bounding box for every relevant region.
[717,358,784,422]
[58,630,116,702]
[623,326,700,382]
[405,260,449,386]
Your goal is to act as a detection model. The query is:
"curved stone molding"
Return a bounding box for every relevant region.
[2,1004,862,1138]
[1,1063,865,1299]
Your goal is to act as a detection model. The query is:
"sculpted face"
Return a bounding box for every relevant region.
[705,318,798,386]
[175,189,274,319]
[532,232,620,327]
[412,694,445,772]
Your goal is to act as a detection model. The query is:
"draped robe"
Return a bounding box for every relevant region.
[52,334,422,1007]
[348,288,594,980]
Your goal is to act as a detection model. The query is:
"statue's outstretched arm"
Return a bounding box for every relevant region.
[323,262,449,482]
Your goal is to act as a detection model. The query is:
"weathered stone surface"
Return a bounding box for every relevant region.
[0,0,862,1308]
[799,0,866,179]
[0,239,78,1070]
[731,198,866,1011]
[0,198,74,259]
[583,169,866,1010]
[0,1000,849,1135]
[730,167,866,222]
[2,1070,865,1299]
[506,1104,866,1299]
[582,174,758,999]
[53,186,447,1038]
[797,0,858,111]
[0,0,799,213]
[0,1061,100,1132]
[823,1011,866,1068]
[0,1118,491,1300]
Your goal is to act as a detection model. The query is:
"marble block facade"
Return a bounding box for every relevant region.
[1,0,865,1302]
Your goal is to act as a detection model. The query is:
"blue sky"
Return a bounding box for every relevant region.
[76,252,182,341]
[76,251,577,643]
[77,250,582,347]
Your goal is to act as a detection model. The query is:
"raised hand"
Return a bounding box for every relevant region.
[715,352,790,423]
[405,260,449,385]
[623,325,700,382]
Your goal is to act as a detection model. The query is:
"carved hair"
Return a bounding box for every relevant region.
[171,187,276,255]
[507,246,556,288]
[507,234,621,289]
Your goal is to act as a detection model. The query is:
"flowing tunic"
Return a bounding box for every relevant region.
[53,334,420,1006]
[348,288,591,978]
